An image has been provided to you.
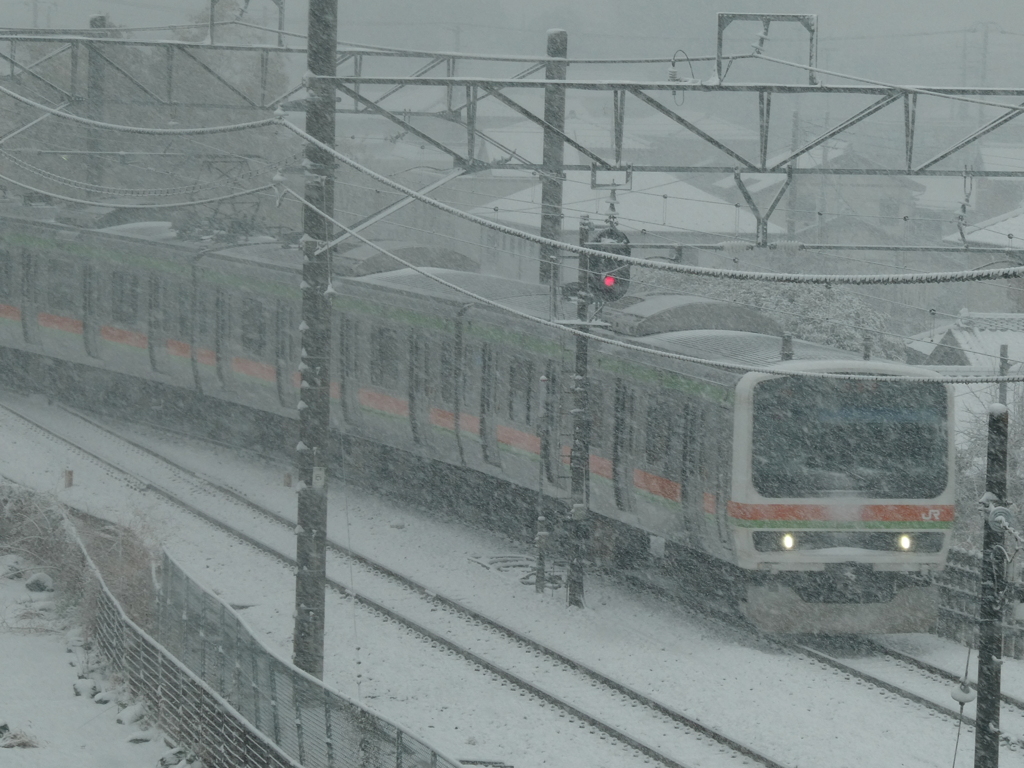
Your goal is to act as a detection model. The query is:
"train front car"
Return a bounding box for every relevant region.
[731,362,955,634]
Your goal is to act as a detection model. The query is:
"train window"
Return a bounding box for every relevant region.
[0,249,12,300]
[337,314,354,375]
[645,400,673,465]
[369,326,399,386]
[507,357,534,424]
[47,259,76,311]
[439,340,457,405]
[240,297,266,355]
[111,271,139,324]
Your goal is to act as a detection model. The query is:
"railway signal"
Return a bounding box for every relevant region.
[587,227,631,302]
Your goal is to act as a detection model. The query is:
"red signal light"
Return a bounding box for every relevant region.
[603,275,616,287]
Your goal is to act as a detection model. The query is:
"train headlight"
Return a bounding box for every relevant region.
[898,534,913,551]
[781,533,796,551]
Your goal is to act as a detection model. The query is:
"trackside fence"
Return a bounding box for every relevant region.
[67,525,303,768]
[935,547,1024,659]
[63,509,463,768]
[152,552,465,768]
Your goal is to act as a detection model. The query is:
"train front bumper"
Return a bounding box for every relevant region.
[740,583,938,634]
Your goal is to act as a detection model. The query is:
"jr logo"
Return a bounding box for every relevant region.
[921,509,941,521]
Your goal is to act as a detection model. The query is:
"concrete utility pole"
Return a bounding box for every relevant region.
[566,215,593,607]
[85,15,107,192]
[539,29,567,308]
[975,404,1009,768]
[292,0,337,679]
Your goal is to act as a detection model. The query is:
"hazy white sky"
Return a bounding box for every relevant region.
[1,0,1021,84]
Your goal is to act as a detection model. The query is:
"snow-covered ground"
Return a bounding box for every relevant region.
[0,558,170,767]
[1,392,1022,768]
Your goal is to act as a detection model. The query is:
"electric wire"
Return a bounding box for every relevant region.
[284,186,1024,384]
[284,119,1024,287]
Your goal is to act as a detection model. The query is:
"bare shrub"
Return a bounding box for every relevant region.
[0,485,87,611]
[0,483,158,631]
[0,728,40,748]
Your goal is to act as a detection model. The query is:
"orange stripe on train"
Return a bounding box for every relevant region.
[358,388,409,417]
[100,326,147,348]
[633,468,681,502]
[37,313,83,334]
[0,304,20,321]
[728,501,955,523]
[496,424,541,454]
[231,357,276,382]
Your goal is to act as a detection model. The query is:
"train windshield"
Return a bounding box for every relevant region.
[751,378,948,499]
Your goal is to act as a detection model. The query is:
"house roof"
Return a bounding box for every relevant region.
[906,311,1024,370]
[946,205,1024,248]
[468,169,782,237]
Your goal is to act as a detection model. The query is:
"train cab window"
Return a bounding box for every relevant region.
[439,340,457,405]
[645,400,674,464]
[507,357,534,424]
[111,271,139,323]
[240,297,266,355]
[369,326,399,387]
[0,249,12,300]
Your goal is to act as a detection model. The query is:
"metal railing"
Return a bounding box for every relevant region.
[935,546,1024,659]
[61,507,465,768]
[152,552,465,768]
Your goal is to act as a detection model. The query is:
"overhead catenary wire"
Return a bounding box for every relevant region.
[281,119,1024,287]
[0,170,274,209]
[282,186,1024,385]
[0,83,281,136]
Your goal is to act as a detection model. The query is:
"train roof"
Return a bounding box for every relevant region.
[605,294,782,337]
[635,330,864,368]
[352,268,784,341]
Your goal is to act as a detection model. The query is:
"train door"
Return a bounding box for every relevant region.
[699,404,733,552]
[612,379,635,513]
[20,251,38,346]
[539,360,561,486]
[407,330,430,447]
[678,400,703,547]
[276,300,296,410]
[713,406,734,552]
[214,288,231,387]
[82,264,100,358]
[479,342,500,466]
[147,275,168,373]
[336,312,362,426]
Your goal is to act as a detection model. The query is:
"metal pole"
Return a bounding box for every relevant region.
[85,15,107,192]
[566,216,593,607]
[292,0,337,680]
[975,403,1009,768]
[539,29,567,310]
[999,344,1009,406]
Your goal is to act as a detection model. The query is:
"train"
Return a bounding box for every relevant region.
[0,200,956,634]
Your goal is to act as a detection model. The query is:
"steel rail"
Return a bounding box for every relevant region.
[0,400,792,768]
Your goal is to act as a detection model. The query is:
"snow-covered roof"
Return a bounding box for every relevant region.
[906,311,1024,369]
[913,177,974,212]
[944,206,1024,248]
[469,169,781,237]
[980,143,1024,173]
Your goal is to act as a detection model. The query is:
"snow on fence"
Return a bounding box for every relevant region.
[59,506,464,768]
[935,547,1024,659]
[151,552,465,768]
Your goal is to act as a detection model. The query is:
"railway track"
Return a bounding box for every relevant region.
[0,398,792,768]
